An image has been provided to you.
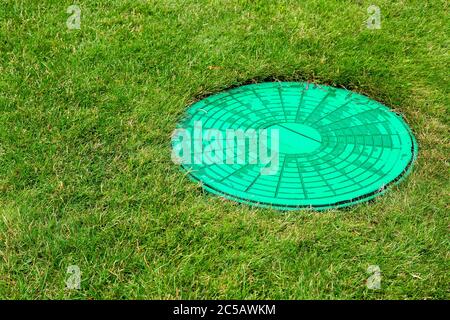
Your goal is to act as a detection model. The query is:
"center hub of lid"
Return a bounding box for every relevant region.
[267,122,322,154]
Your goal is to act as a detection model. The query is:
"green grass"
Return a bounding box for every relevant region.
[0,0,448,299]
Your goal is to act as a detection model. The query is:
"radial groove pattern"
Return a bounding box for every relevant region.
[174,82,418,210]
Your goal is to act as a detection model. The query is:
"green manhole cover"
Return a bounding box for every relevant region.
[172,82,418,210]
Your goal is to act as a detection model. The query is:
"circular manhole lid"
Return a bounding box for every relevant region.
[172,82,417,210]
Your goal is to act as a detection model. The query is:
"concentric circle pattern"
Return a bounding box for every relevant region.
[173,82,417,210]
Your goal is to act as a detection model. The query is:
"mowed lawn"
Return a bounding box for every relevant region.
[0,0,448,299]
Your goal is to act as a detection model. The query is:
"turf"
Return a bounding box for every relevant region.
[0,0,448,299]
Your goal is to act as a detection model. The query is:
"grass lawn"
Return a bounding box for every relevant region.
[0,0,448,299]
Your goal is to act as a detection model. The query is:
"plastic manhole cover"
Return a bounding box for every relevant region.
[172,82,418,210]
